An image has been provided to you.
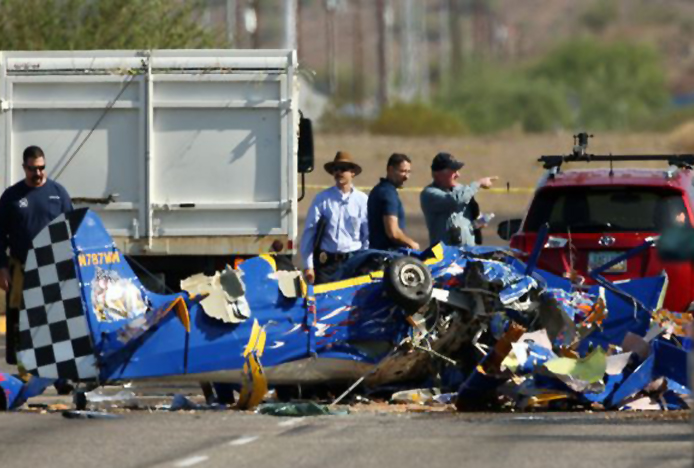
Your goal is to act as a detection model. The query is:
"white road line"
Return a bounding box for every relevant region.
[173,455,209,467]
[277,418,305,427]
[229,436,259,446]
[512,416,546,421]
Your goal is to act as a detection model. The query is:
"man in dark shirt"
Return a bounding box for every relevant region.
[367,153,420,251]
[0,146,73,364]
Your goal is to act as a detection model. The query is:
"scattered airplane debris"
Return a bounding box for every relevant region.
[0,209,690,414]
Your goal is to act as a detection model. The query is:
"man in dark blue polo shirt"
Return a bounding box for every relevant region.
[0,146,73,365]
[367,153,420,251]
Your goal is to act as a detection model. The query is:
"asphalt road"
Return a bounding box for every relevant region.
[0,408,691,468]
[1,345,693,468]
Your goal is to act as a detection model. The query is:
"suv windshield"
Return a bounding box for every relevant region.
[524,187,688,233]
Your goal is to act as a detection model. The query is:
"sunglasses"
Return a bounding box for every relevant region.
[333,165,353,173]
[24,165,46,173]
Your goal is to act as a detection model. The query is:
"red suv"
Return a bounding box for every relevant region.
[499,134,694,312]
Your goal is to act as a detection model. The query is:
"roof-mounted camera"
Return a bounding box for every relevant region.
[572,132,593,158]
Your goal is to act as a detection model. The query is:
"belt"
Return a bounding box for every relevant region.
[317,250,355,265]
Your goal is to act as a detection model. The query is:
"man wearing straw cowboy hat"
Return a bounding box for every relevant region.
[300,151,369,284]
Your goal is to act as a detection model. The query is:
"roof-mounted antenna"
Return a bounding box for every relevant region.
[609,153,614,177]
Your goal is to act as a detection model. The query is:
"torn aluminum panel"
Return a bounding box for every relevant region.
[275,270,305,299]
[181,265,251,323]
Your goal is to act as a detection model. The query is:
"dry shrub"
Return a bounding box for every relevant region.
[668,121,694,152]
[370,102,467,137]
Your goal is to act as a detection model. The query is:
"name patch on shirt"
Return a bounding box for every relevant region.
[49,195,61,200]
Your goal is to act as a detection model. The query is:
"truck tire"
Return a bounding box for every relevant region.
[384,256,433,313]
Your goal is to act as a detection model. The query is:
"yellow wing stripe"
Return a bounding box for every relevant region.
[163,296,191,333]
[259,254,277,271]
[314,273,376,294]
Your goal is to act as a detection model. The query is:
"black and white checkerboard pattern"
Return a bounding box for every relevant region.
[17,211,98,381]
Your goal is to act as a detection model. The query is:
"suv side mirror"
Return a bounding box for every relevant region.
[298,116,314,173]
[497,219,522,241]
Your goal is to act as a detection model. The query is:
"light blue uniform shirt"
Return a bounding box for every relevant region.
[420,182,480,247]
[300,186,369,269]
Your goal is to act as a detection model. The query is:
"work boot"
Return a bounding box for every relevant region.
[54,379,75,395]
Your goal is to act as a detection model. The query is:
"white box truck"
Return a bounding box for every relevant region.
[0,49,314,287]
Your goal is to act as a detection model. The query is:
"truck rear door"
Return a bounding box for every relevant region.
[0,50,299,256]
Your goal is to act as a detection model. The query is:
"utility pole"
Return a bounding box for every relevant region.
[472,0,491,59]
[439,0,451,92]
[400,0,427,101]
[353,0,365,106]
[226,0,237,47]
[418,1,429,102]
[376,0,389,109]
[236,0,245,48]
[401,0,416,101]
[448,0,462,77]
[325,0,338,94]
[284,0,298,51]
[250,0,261,49]
[297,0,303,59]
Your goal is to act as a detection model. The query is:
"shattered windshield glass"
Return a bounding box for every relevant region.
[524,187,688,233]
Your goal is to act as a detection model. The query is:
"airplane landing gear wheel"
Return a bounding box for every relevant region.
[384,256,433,313]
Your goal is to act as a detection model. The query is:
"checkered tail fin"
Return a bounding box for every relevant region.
[16,208,98,381]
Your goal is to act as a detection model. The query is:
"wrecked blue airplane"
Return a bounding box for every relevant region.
[1,209,690,412]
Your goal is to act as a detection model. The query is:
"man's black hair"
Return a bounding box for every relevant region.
[387,153,411,169]
[23,146,45,164]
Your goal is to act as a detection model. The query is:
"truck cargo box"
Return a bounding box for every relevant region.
[0,49,303,263]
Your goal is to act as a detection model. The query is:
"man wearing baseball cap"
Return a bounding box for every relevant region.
[420,152,498,247]
[300,151,369,284]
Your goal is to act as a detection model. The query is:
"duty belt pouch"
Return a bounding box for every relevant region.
[312,216,328,267]
[8,258,24,309]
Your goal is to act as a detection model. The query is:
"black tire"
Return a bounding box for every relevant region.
[384,256,433,313]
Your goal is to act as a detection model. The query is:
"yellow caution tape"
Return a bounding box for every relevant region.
[305,184,534,194]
